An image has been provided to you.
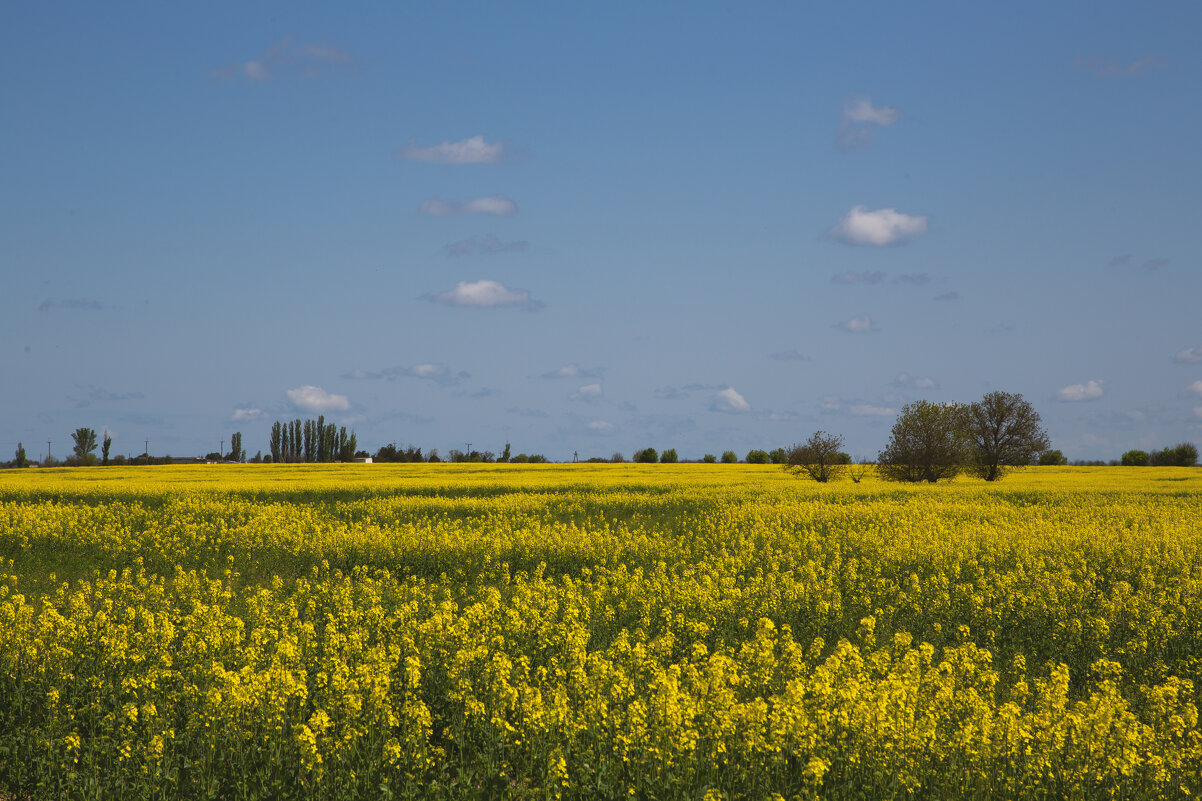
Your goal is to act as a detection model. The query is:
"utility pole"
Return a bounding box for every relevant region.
[145,439,150,458]
[220,439,225,459]
[47,440,51,462]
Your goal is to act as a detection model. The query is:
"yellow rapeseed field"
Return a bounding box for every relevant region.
[1,464,1200,799]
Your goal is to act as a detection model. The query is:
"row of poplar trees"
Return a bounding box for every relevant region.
[268,416,357,463]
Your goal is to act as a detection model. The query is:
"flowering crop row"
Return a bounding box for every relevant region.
[1,464,1200,799]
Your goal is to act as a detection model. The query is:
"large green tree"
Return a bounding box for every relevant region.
[786,431,847,483]
[877,401,966,483]
[962,391,1050,481]
[71,427,98,460]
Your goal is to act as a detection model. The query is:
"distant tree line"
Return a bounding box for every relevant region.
[268,417,356,463]
[1121,443,1198,467]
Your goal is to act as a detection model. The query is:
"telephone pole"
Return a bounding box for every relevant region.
[47,440,51,462]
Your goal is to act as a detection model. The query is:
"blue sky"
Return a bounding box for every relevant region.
[3,1,1200,462]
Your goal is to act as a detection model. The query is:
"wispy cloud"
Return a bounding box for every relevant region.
[397,135,507,164]
[1107,254,1132,267]
[1175,347,1202,364]
[570,383,603,402]
[586,420,614,431]
[1075,55,1169,77]
[1058,380,1104,402]
[211,37,351,82]
[848,403,896,417]
[837,96,900,151]
[894,273,931,285]
[831,270,885,285]
[893,373,937,389]
[430,279,541,309]
[419,196,517,217]
[836,315,875,333]
[768,349,811,362]
[830,206,928,247]
[286,385,350,413]
[39,298,104,312]
[542,364,602,379]
[1188,380,1202,399]
[1143,257,1170,272]
[445,235,528,257]
[68,384,144,408]
[342,363,468,386]
[934,291,960,302]
[231,408,264,422]
[506,406,550,419]
[711,387,750,413]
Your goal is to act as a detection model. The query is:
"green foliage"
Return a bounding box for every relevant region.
[787,431,847,482]
[1149,442,1198,467]
[1121,450,1150,467]
[71,427,98,460]
[659,448,678,463]
[13,443,27,469]
[768,447,787,465]
[963,391,1050,481]
[720,450,738,464]
[1038,449,1068,466]
[702,454,717,463]
[877,401,967,483]
[745,449,770,464]
[634,448,658,464]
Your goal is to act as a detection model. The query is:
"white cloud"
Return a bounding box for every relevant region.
[1058,380,1104,402]
[286,385,350,413]
[211,38,351,82]
[586,420,614,431]
[397,135,507,164]
[712,387,750,413]
[431,280,540,309]
[1188,380,1202,398]
[1175,347,1202,364]
[836,315,874,333]
[231,408,264,421]
[831,206,929,247]
[548,365,579,378]
[419,195,518,216]
[837,97,900,151]
[849,404,896,417]
[893,373,936,389]
[570,383,603,402]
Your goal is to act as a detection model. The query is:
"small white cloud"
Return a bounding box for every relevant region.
[837,97,900,151]
[831,206,929,247]
[419,195,517,216]
[231,408,264,421]
[849,404,895,417]
[1175,347,1202,364]
[893,373,937,389]
[545,364,580,378]
[397,135,507,164]
[836,315,874,333]
[410,363,443,379]
[843,97,900,126]
[586,420,614,431]
[712,387,750,413]
[286,385,350,413]
[431,279,540,309]
[570,383,603,401]
[1188,380,1202,398]
[1058,380,1104,402]
[211,38,351,83]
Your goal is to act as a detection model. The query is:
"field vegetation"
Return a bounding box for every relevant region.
[2,464,1201,799]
